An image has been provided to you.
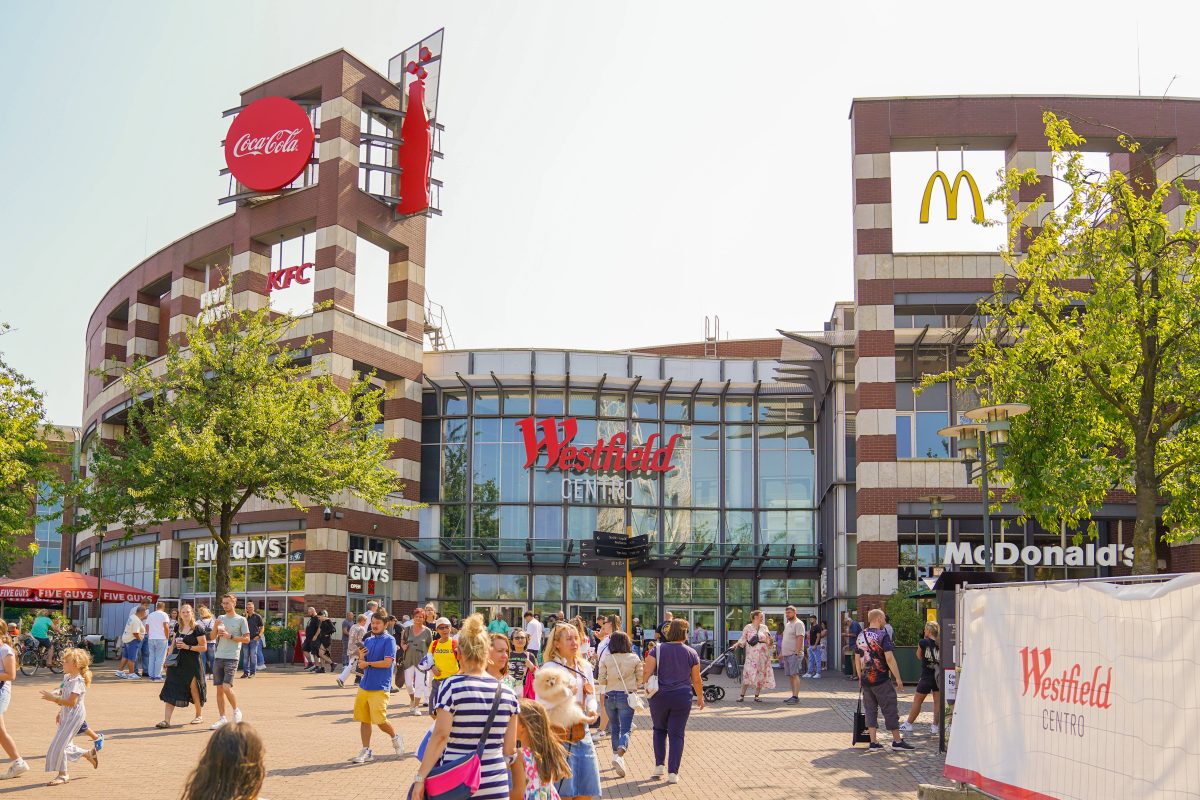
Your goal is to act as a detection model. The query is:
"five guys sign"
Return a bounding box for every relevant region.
[224,96,315,192]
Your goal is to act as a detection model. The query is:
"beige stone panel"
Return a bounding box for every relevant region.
[857,515,898,544]
[1006,151,1052,174]
[856,408,895,437]
[856,304,893,332]
[131,303,161,323]
[384,458,421,483]
[387,299,425,326]
[853,153,877,180]
[392,579,418,605]
[172,277,204,299]
[314,267,355,294]
[857,462,880,489]
[856,567,882,595]
[320,96,360,126]
[854,204,891,230]
[159,539,181,560]
[875,253,894,279]
[854,254,876,280]
[388,260,426,285]
[855,356,895,386]
[158,578,180,599]
[307,527,350,553]
[874,203,892,229]
[310,352,356,380]
[878,461,898,489]
[318,136,358,166]
[125,338,158,359]
[316,224,357,254]
[879,570,899,596]
[232,291,269,313]
[305,572,349,597]
[104,327,129,346]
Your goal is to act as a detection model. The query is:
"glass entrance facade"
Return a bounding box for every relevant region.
[406,349,825,644]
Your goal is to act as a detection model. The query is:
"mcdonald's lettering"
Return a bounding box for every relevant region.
[919,169,984,224]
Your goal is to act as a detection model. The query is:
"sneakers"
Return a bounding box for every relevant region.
[94,733,104,752]
[667,773,680,784]
[784,696,799,704]
[1,759,29,780]
[651,765,665,779]
[813,672,821,679]
[862,742,884,754]
[392,733,405,756]
[210,717,228,730]
[232,708,243,724]
[412,705,423,716]
[801,673,813,678]
[114,670,126,678]
[351,748,374,764]
[336,678,345,688]
[612,754,626,777]
[899,721,914,732]
[594,729,607,739]
[892,739,916,751]
[123,672,141,680]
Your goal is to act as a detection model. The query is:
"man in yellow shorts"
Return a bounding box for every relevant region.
[350,614,404,764]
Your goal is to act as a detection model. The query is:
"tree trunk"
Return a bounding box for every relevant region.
[1132,444,1159,575]
[214,504,233,600]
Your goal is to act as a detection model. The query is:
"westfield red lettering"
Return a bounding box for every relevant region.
[267,262,313,293]
[517,417,680,473]
[1020,647,1113,709]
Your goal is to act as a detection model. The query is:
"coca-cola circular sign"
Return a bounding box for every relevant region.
[224,96,315,192]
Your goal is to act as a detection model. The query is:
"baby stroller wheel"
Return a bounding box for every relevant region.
[704,685,723,703]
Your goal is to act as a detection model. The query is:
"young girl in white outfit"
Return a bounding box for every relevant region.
[40,648,99,785]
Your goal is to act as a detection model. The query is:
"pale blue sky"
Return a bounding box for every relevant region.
[2,1,1196,424]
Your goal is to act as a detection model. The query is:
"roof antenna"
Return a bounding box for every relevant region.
[1136,23,1142,96]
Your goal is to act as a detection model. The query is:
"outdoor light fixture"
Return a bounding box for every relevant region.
[918,494,949,580]
[939,403,1029,571]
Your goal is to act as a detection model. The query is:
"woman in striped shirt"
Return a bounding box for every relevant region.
[411,615,518,800]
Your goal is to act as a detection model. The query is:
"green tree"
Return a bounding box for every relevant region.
[935,113,1200,574]
[0,324,63,574]
[884,582,924,647]
[72,294,416,598]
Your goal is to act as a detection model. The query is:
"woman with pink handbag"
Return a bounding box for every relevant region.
[410,615,519,800]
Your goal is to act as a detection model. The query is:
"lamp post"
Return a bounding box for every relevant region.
[939,404,1029,572]
[918,494,949,578]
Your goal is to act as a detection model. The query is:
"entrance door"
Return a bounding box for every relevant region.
[567,605,622,633]
[664,607,719,659]
[471,604,527,631]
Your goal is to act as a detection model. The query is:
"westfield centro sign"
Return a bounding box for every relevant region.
[517,417,680,502]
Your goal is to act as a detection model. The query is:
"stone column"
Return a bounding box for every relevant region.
[1005,150,1054,252]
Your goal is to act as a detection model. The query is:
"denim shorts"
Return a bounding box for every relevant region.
[0,686,9,716]
[557,733,602,798]
[122,640,142,662]
[213,658,238,686]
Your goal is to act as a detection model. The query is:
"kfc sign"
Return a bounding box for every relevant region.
[268,262,312,293]
[224,97,315,192]
[517,417,680,474]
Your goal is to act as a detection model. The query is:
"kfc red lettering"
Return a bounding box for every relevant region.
[517,416,680,473]
[266,262,313,294]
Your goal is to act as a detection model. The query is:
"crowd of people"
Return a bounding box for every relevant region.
[0,597,879,797]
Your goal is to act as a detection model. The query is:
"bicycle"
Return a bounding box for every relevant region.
[18,633,64,676]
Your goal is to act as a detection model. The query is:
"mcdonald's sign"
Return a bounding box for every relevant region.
[919,169,984,224]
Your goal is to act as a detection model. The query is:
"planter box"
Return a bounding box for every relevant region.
[263,647,289,665]
[892,645,923,684]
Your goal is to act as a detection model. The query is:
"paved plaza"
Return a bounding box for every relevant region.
[0,665,950,799]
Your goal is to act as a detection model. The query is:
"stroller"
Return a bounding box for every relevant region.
[697,644,741,702]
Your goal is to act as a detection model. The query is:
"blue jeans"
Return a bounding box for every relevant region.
[605,691,635,753]
[807,643,824,674]
[240,640,260,675]
[648,687,693,775]
[205,643,216,674]
[255,638,265,668]
[146,639,169,680]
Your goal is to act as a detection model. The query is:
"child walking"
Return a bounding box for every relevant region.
[510,699,570,800]
[39,648,98,786]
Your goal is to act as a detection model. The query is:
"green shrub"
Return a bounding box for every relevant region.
[883,583,924,647]
[264,625,297,649]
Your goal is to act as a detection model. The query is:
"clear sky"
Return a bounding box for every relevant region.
[1,1,1196,425]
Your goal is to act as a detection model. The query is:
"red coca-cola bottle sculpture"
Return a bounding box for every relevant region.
[397,71,431,215]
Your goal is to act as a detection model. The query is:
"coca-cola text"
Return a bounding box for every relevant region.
[234,129,304,158]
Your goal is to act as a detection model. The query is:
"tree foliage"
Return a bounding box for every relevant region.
[933,113,1200,574]
[884,581,925,647]
[72,295,416,597]
[0,324,62,574]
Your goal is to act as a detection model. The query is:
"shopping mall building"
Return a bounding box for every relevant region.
[72,49,1200,646]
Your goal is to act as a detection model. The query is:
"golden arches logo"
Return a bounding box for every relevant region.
[919,169,984,224]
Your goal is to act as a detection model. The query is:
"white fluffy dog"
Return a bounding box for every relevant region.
[534,668,590,731]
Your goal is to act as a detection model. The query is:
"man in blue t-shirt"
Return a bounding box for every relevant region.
[349,613,403,764]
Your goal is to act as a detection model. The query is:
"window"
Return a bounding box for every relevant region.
[34,484,62,575]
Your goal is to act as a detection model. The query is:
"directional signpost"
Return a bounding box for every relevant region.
[587,529,653,627]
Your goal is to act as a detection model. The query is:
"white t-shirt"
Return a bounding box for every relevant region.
[146,610,170,640]
[0,643,13,692]
[525,617,544,652]
[780,619,806,657]
[121,614,146,644]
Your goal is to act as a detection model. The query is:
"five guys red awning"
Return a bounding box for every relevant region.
[0,571,157,604]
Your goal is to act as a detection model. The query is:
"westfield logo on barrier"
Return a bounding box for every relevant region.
[1020,646,1113,709]
[919,169,985,224]
[517,417,680,473]
[224,96,315,192]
